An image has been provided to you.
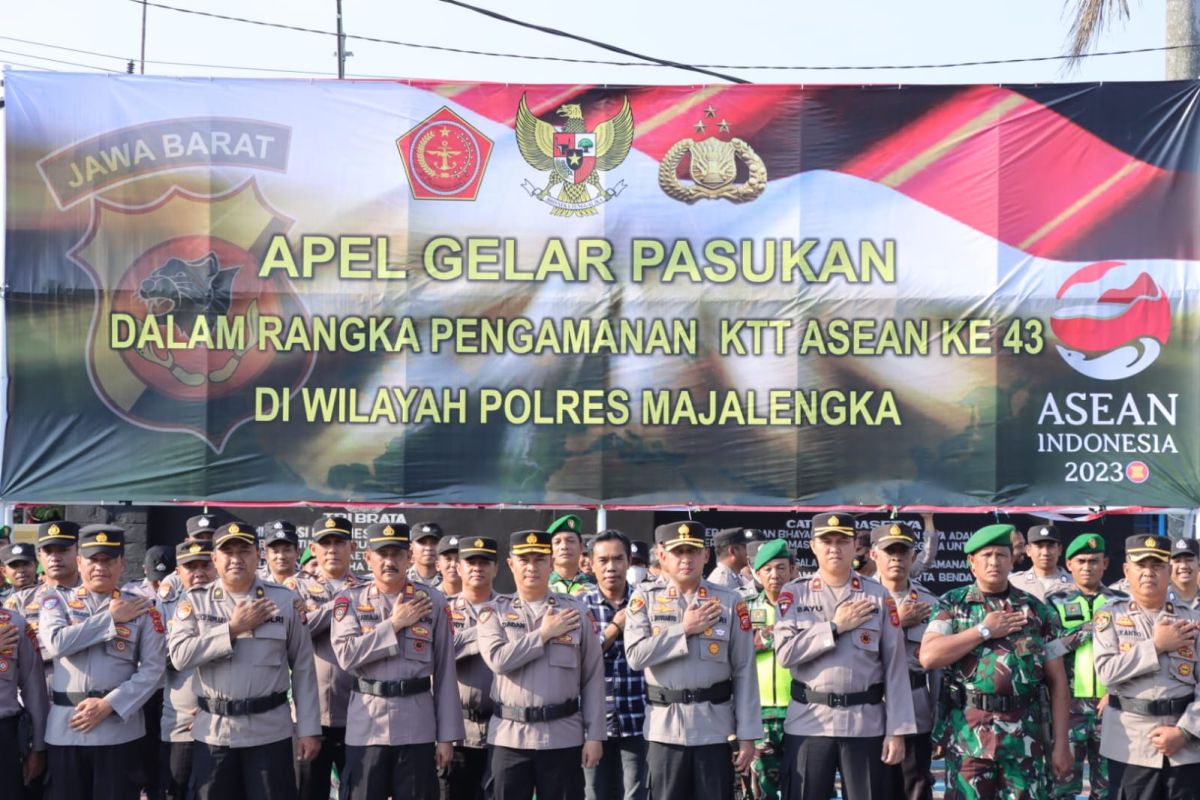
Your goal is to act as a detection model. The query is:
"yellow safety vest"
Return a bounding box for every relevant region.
[750,595,791,718]
[1054,592,1109,699]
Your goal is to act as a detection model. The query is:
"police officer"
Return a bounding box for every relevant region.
[167,521,322,800]
[1094,534,1200,798]
[330,522,464,799]
[1046,533,1124,800]
[870,522,938,800]
[0,593,48,793]
[5,522,83,622]
[445,536,501,800]
[439,534,464,597]
[158,538,216,800]
[772,513,915,800]
[2,542,38,597]
[1168,538,1200,611]
[547,514,595,597]
[257,520,301,585]
[287,514,366,800]
[156,514,219,604]
[625,521,761,800]
[123,546,175,601]
[745,537,794,799]
[40,524,167,800]
[410,522,445,588]
[920,523,1072,800]
[1010,524,1073,602]
[709,528,757,598]
[478,530,606,800]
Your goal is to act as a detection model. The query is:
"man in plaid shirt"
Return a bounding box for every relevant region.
[581,530,648,800]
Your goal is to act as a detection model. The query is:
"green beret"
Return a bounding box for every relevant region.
[753,538,792,571]
[964,523,1015,556]
[298,546,314,565]
[547,514,582,537]
[1065,533,1105,560]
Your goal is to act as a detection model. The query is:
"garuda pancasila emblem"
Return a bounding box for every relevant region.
[516,94,634,217]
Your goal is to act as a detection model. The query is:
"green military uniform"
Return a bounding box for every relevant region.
[547,514,595,597]
[746,586,788,798]
[1045,533,1123,800]
[924,523,1066,800]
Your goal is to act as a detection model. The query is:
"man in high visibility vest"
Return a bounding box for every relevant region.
[1045,533,1125,800]
[745,538,793,799]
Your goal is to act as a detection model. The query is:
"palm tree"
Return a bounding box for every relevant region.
[1067,0,1198,79]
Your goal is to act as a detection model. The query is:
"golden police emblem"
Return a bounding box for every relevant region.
[659,105,766,204]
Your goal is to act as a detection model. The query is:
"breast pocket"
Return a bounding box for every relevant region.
[243,622,287,666]
[404,624,433,663]
[1169,649,1197,684]
[699,624,731,662]
[106,624,140,661]
[547,631,579,668]
[851,623,881,653]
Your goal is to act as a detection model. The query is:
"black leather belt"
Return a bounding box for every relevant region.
[463,706,493,723]
[197,691,288,716]
[51,690,113,706]
[645,680,733,706]
[354,676,432,698]
[791,681,884,708]
[1110,695,1193,717]
[496,697,579,723]
[909,672,927,690]
[962,690,1031,713]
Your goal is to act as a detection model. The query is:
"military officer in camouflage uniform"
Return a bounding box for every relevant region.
[478,530,606,799]
[709,528,758,599]
[870,522,939,800]
[744,538,793,799]
[287,514,366,800]
[625,520,761,800]
[167,520,322,800]
[40,525,167,800]
[920,523,1072,800]
[409,522,445,589]
[772,512,915,800]
[257,520,301,585]
[330,522,464,799]
[1045,532,1124,800]
[547,514,595,597]
[1168,538,1200,611]
[445,536,501,800]
[1093,534,1200,798]
[0,595,48,793]
[1010,524,1073,602]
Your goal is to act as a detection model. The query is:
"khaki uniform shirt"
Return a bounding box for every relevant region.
[888,580,939,734]
[120,578,158,601]
[0,607,48,751]
[1168,586,1200,612]
[1010,568,1073,603]
[477,592,606,749]
[6,579,83,682]
[449,591,498,748]
[625,579,762,745]
[40,586,167,746]
[330,581,465,747]
[707,563,756,599]
[774,572,917,738]
[285,570,365,728]
[167,579,321,747]
[1094,597,1200,767]
[408,566,443,590]
[158,587,200,743]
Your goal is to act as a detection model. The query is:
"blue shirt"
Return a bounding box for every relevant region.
[582,585,646,739]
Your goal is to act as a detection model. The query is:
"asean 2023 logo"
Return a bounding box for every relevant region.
[1051,260,1171,382]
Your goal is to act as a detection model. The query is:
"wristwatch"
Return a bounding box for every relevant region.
[976,624,991,640]
[830,622,840,639]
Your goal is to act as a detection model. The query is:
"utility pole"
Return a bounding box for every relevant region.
[139,0,147,74]
[1167,0,1200,79]
[336,0,346,79]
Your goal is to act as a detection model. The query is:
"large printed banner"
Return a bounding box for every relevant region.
[5,74,1200,505]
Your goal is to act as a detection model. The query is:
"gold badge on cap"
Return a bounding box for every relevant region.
[1145,537,1156,547]
[229,524,240,535]
[889,524,901,536]
[48,524,60,536]
[1088,537,1098,549]
[567,518,576,529]
[96,533,109,544]
[474,538,484,547]
[384,525,395,537]
[526,533,538,544]
[325,518,337,529]
[829,516,840,526]
[189,543,201,554]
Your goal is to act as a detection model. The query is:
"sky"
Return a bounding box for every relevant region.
[0,0,1173,88]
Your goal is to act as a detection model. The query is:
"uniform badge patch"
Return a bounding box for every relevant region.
[777,591,794,616]
[42,596,59,611]
[707,642,721,655]
[333,597,350,622]
[886,596,900,627]
[629,596,645,615]
[148,607,164,634]
[1115,616,1134,628]
[1094,611,1112,632]
[736,601,751,632]
[307,584,325,596]
[1180,663,1193,677]
[478,607,494,623]
[68,600,85,609]
[412,625,430,637]
[652,626,661,635]
[1178,646,1196,659]
[0,660,9,673]
[356,603,374,613]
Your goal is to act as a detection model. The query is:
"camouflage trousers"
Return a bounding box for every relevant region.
[1053,697,1107,800]
[733,716,784,800]
[945,745,1049,800]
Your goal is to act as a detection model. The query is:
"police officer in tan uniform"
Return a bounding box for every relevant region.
[1010,524,1073,602]
[625,520,762,800]
[772,512,916,800]
[5,522,83,679]
[1094,534,1200,798]
[0,598,48,793]
[287,514,366,800]
[257,520,301,585]
[478,530,606,800]
[445,536,501,800]
[158,538,216,800]
[157,515,220,605]
[329,522,464,799]
[167,521,322,800]
[708,527,758,599]
[40,524,167,800]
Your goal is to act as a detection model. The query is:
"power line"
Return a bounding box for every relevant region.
[0,47,119,72]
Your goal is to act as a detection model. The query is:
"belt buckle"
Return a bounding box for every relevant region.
[681,689,695,703]
[828,694,843,709]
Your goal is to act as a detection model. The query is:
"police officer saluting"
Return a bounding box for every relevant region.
[40,524,167,800]
[772,513,915,800]
[625,520,761,800]
[1094,534,1200,799]
[478,529,606,800]
[167,520,321,800]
